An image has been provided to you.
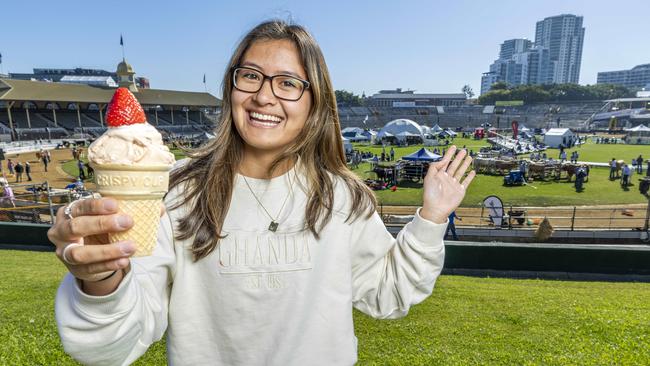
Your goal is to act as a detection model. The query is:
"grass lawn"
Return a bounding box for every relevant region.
[59,138,648,207]
[1,250,649,365]
[352,137,649,207]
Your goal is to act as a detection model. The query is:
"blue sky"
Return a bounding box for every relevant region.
[1,0,648,97]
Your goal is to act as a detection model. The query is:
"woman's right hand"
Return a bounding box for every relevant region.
[47,198,135,288]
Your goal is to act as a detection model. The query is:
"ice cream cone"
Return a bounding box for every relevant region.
[91,163,170,256]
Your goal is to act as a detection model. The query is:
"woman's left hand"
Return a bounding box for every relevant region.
[420,146,476,224]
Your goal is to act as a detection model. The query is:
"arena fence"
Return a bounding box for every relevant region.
[0,182,71,224]
[380,202,650,232]
[2,185,649,235]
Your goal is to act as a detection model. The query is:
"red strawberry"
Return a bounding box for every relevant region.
[105,87,147,127]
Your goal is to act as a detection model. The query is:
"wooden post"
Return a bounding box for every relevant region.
[52,108,58,127]
[643,197,650,231]
[99,104,104,126]
[170,106,174,125]
[155,108,159,126]
[571,206,576,231]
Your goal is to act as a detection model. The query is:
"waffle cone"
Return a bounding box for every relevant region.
[91,163,171,256]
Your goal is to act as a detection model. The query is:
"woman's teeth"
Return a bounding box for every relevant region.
[250,111,281,123]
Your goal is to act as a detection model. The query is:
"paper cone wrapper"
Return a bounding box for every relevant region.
[91,163,171,257]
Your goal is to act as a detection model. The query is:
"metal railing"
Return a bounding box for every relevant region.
[380,202,650,232]
[0,181,74,224]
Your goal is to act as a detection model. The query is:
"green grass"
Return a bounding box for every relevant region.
[1,250,649,365]
[351,137,649,206]
[58,139,648,207]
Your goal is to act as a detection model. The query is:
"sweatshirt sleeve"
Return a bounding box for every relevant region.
[350,208,447,319]
[54,211,176,366]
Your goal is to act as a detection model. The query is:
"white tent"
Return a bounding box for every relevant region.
[543,128,576,148]
[378,119,424,139]
[361,130,378,144]
[341,127,364,134]
[431,124,443,133]
[625,124,650,144]
[625,124,650,132]
[442,128,457,137]
[377,131,394,139]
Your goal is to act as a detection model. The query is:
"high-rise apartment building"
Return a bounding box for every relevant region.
[534,14,585,84]
[499,39,533,60]
[480,14,585,95]
[597,64,650,89]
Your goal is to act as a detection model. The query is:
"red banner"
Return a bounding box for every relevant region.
[512,120,519,139]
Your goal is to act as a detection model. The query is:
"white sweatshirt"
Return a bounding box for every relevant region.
[55,165,447,366]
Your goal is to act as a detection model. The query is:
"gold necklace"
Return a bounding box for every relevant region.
[241,170,294,232]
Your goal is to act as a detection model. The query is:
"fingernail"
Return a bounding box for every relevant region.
[119,242,135,255]
[116,215,133,229]
[103,200,117,211]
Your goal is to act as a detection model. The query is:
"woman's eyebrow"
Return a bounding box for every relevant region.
[240,61,305,79]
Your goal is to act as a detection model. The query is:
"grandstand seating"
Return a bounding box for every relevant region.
[337,101,605,131]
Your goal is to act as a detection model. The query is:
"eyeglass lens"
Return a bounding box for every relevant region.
[234,68,305,101]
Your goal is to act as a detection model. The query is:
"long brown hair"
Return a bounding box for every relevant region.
[170,20,376,261]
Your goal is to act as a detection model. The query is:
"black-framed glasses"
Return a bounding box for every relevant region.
[232,66,310,101]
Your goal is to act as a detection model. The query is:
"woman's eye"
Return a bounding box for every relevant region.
[281,79,299,88]
[243,72,260,80]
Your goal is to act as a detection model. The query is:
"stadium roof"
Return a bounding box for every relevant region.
[370,93,466,100]
[605,97,650,103]
[0,78,220,107]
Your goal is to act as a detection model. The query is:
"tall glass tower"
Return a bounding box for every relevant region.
[535,14,585,84]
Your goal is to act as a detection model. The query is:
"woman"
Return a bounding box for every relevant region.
[0,178,16,207]
[49,20,475,365]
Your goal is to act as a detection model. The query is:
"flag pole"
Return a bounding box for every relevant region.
[120,34,125,60]
[203,73,207,92]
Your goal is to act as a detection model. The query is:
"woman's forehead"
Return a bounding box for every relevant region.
[240,39,307,78]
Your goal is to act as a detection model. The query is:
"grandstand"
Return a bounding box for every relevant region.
[337,101,603,131]
[0,75,220,141]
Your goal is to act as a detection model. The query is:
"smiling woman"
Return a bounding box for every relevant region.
[51,19,475,366]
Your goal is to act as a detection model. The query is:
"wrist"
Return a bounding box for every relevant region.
[420,207,448,224]
[80,267,127,296]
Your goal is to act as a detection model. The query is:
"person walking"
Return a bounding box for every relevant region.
[609,158,617,180]
[14,161,24,183]
[390,147,395,161]
[636,155,643,174]
[77,159,86,180]
[446,211,462,240]
[621,164,631,188]
[49,20,476,366]
[575,165,587,192]
[42,153,49,172]
[25,162,32,181]
[7,159,14,175]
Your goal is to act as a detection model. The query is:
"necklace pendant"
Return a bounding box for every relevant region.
[269,221,279,232]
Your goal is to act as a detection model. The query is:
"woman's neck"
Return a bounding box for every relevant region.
[239,149,295,179]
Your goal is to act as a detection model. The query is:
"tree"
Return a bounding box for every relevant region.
[462,84,475,99]
[334,90,363,107]
[490,81,509,90]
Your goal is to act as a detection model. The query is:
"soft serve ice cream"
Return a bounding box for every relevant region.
[88,87,175,256]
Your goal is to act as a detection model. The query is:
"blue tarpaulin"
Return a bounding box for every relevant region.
[402,148,442,162]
